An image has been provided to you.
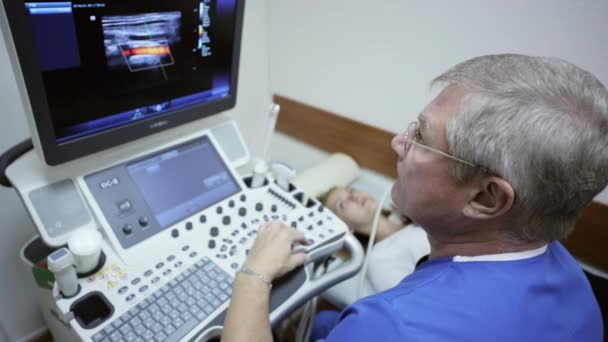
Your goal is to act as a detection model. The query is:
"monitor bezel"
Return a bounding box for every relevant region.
[1,0,245,166]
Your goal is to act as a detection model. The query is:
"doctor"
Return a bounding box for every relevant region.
[222,54,607,341]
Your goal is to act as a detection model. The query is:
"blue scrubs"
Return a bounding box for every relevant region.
[317,242,602,341]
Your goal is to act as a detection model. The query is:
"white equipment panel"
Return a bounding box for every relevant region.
[7,122,362,342]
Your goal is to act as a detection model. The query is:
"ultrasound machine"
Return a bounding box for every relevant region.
[0,0,363,340]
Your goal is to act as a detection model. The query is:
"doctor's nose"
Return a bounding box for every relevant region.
[391,132,407,158]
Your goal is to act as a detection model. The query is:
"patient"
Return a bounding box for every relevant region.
[324,186,430,292]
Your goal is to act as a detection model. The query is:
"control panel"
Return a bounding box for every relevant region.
[84,136,241,249]
[48,133,352,341]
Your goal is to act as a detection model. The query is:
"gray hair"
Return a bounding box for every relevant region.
[432,54,608,242]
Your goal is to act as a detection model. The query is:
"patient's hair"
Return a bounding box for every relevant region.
[432,54,608,242]
[317,187,336,208]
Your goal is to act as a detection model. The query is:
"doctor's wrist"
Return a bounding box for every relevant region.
[242,258,279,280]
[238,266,273,289]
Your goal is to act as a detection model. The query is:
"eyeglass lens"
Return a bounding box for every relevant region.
[405,122,417,151]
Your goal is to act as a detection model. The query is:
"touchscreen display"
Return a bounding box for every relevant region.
[126,136,240,228]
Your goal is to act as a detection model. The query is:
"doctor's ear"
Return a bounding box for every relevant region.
[462,176,514,220]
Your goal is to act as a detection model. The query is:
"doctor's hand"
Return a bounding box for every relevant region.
[244,221,310,281]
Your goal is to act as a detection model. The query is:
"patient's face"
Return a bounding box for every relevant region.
[325,186,377,229]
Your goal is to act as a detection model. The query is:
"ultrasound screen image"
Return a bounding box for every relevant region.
[103,12,181,72]
[24,0,238,142]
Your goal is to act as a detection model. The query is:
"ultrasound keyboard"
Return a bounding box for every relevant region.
[47,134,356,342]
[92,257,231,342]
[73,181,349,341]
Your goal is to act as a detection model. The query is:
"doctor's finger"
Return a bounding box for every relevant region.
[286,228,307,243]
[286,253,309,271]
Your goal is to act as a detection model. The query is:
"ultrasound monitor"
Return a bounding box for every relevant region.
[1,0,244,165]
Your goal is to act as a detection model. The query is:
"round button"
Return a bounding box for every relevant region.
[291,222,297,228]
[171,229,179,238]
[255,203,263,212]
[185,222,193,230]
[138,216,148,227]
[240,194,246,202]
[222,216,231,225]
[210,227,219,237]
[200,215,207,223]
[271,204,277,213]
[238,208,247,217]
[318,205,325,213]
[228,200,235,208]
[208,240,216,249]
[122,224,133,235]
[216,206,223,214]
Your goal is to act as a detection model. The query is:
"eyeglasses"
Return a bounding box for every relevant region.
[404,121,490,172]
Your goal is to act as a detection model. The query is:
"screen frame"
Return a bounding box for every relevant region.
[1,0,245,166]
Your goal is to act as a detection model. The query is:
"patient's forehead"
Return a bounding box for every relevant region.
[325,186,348,210]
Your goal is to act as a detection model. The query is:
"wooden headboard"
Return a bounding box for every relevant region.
[273,94,608,271]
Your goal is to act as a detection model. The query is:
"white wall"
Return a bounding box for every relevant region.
[0,0,270,340]
[267,0,608,204]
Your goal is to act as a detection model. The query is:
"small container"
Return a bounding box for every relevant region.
[68,228,102,274]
